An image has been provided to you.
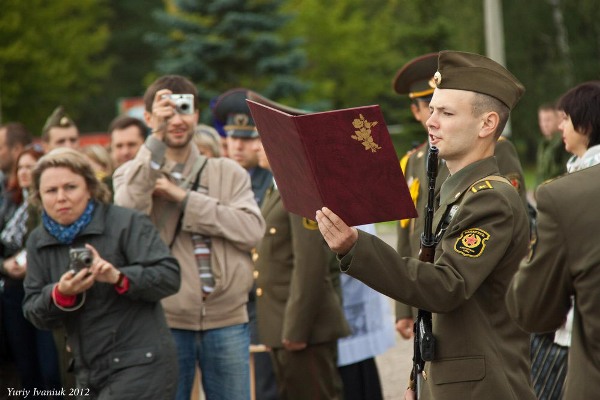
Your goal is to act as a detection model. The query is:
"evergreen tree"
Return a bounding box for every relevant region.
[0,0,111,133]
[147,0,307,108]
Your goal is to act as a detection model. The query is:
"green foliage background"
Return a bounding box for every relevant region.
[0,0,598,164]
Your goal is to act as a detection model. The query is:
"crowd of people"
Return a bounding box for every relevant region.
[0,50,598,400]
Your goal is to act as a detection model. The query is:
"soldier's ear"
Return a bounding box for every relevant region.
[478,111,499,139]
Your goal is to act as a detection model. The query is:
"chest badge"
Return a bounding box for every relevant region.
[302,218,319,230]
[454,228,490,258]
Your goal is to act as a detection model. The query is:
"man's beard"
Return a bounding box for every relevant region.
[164,130,194,149]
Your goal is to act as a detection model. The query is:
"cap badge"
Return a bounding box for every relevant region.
[434,71,442,86]
[428,77,437,89]
[233,113,250,127]
[351,114,382,153]
[59,116,69,126]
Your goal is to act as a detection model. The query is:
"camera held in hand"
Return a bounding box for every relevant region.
[162,94,194,115]
[69,248,93,271]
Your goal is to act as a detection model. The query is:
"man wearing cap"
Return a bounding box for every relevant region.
[392,53,531,341]
[212,88,280,400]
[114,75,265,400]
[213,88,273,207]
[41,106,80,151]
[316,51,536,400]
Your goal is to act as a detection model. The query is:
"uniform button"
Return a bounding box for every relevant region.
[253,270,259,279]
[252,252,259,262]
[256,288,263,297]
[269,227,276,234]
[146,352,153,358]
[113,358,120,363]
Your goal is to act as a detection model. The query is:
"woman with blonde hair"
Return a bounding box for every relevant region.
[23,148,180,399]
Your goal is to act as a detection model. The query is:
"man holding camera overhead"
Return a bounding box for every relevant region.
[114,75,265,400]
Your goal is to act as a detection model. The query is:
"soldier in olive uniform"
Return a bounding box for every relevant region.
[41,105,80,151]
[316,51,536,400]
[506,81,600,400]
[251,97,350,400]
[393,53,531,339]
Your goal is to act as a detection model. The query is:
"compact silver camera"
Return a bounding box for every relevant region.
[69,248,93,271]
[162,94,194,114]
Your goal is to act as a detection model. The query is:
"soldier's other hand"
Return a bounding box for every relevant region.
[396,318,414,340]
[282,339,307,352]
[315,207,358,256]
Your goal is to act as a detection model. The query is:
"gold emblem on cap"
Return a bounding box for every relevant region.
[428,77,437,89]
[233,113,250,127]
[351,114,382,153]
[434,71,442,86]
[59,116,69,126]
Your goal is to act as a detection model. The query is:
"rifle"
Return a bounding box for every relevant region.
[408,145,438,399]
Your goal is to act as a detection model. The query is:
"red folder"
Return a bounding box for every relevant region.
[247,100,418,226]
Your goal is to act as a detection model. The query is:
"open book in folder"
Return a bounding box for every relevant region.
[246,100,418,226]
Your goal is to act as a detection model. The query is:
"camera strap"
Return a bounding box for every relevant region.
[169,156,208,248]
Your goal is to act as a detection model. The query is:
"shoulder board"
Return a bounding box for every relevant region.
[540,172,569,186]
[470,180,494,193]
[497,136,507,142]
[470,175,511,193]
[400,141,427,171]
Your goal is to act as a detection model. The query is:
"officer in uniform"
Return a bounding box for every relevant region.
[506,81,600,400]
[316,50,536,400]
[213,88,273,206]
[393,53,531,339]
[213,89,278,400]
[250,93,350,400]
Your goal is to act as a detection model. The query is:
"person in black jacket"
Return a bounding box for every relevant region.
[23,148,180,399]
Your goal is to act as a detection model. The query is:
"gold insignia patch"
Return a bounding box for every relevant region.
[454,228,490,258]
[302,218,319,230]
[400,178,420,228]
[470,180,493,193]
[351,114,382,153]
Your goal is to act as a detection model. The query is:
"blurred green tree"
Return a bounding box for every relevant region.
[0,0,111,134]
[77,0,165,132]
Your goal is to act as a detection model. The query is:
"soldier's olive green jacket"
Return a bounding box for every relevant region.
[396,138,528,320]
[507,163,600,400]
[255,188,350,348]
[345,157,535,400]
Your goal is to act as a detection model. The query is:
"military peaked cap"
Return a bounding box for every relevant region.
[392,53,439,100]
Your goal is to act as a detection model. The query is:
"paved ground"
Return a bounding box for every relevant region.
[373,225,412,400]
